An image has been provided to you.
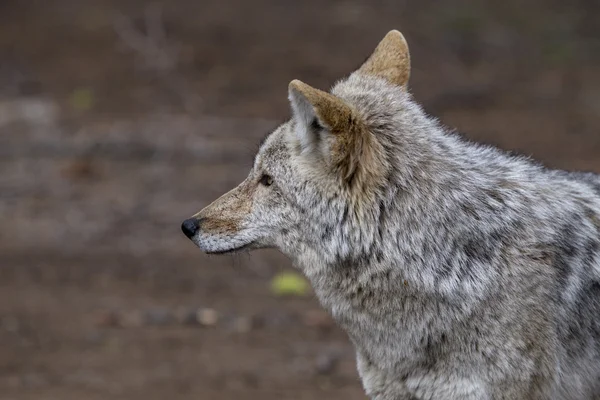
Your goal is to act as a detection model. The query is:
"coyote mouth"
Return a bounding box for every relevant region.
[204,242,255,255]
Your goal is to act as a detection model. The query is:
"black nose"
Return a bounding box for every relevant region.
[181,218,200,239]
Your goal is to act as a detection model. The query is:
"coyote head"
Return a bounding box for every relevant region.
[182,30,426,270]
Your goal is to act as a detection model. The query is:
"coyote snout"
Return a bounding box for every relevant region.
[181,213,256,254]
[181,175,282,254]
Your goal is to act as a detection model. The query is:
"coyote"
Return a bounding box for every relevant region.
[181,31,600,399]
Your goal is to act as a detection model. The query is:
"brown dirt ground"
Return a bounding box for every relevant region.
[0,0,598,399]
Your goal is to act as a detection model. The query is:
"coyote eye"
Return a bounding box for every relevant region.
[259,174,273,187]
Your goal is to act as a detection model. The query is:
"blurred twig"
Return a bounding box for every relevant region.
[113,3,201,113]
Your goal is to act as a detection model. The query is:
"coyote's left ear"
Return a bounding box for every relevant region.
[288,79,370,182]
[357,30,410,88]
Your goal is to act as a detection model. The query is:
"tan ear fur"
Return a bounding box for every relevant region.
[358,30,411,88]
[289,79,356,134]
[288,79,384,187]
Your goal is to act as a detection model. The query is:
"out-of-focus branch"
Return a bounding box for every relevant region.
[113,3,201,113]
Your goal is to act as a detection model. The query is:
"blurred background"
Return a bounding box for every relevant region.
[0,0,598,399]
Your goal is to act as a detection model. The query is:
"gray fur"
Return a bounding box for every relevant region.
[184,37,600,399]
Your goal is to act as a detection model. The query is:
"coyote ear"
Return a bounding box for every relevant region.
[288,79,366,182]
[288,79,355,136]
[357,30,410,88]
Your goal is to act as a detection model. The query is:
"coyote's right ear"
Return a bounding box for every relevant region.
[357,30,410,88]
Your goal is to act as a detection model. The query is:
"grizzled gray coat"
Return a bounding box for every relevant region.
[181,30,600,399]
